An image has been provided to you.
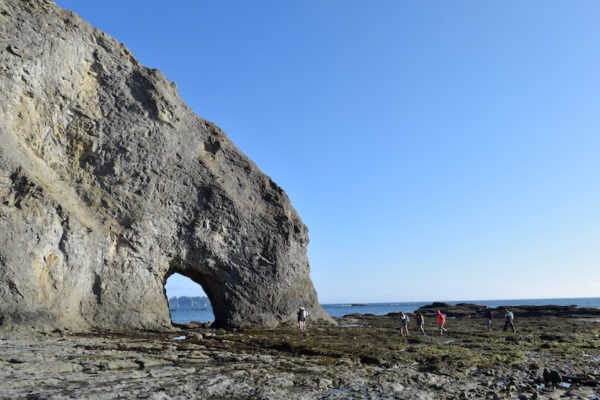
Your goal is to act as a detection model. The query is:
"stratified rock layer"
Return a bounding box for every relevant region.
[0,0,331,331]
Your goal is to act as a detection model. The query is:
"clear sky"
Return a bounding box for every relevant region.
[56,1,600,304]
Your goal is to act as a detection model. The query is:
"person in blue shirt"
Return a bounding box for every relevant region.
[503,309,516,332]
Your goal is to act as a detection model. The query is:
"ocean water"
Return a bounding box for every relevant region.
[169,297,600,323]
[169,308,216,324]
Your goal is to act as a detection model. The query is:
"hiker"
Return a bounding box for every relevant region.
[503,309,515,332]
[400,312,410,336]
[415,311,425,335]
[297,306,308,330]
[483,306,493,331]
[436,309,448,335]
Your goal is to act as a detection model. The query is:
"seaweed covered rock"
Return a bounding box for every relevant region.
[0,0,331,331]
[416,303,482,318]
[416,302,600,319]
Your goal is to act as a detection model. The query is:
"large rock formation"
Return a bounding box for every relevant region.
[0,0,331,331]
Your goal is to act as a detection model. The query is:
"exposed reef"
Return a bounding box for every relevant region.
[1,307,598,399]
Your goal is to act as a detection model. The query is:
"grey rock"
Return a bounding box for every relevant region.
[0,0,331,331]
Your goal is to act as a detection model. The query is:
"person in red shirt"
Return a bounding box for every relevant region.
[437,309,448,335]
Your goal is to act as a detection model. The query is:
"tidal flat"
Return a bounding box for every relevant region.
[1,309,598,400]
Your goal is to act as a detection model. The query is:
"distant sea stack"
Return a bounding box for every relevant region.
[168,296,211,310]
[0,0,331,331]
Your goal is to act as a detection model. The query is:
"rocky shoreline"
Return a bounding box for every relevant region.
[1,305,598,400]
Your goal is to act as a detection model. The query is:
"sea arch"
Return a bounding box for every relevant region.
[164,273,213,323]
[164,257,230,328]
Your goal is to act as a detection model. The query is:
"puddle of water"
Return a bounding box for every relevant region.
[173,335,187,341]
[339,324,361,328]
[330,388,347,395]
[536,382,573,390]
[537,382,576,390]
[582,353,600,363]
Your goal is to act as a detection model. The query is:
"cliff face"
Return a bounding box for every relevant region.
[0,0,331,331]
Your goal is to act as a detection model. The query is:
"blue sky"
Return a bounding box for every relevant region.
[56,1,600,304]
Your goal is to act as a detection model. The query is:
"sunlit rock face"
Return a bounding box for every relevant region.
[0,0,331,331]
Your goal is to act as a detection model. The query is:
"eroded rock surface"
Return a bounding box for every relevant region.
[0,313,598,400]
[0,0,331,331]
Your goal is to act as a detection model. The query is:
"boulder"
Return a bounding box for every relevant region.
[0,0,331,331]
[542,369,563,387]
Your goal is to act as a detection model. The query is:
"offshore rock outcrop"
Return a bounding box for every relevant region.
[0,0,331,331]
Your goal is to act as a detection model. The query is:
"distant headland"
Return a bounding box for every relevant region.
[168,296,211,310]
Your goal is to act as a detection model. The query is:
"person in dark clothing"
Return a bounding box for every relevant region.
[415,311,425,335]
[483,306,493,331]
[297,306,307,330]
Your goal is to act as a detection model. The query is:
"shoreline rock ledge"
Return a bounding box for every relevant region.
[0,0,331,331]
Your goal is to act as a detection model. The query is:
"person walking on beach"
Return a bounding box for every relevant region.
[297,306,308,330]
[437,309,448,335]
[483,306,493,332]
[503,309,515,333]
[415,311,425,335]
[400,312,410,336]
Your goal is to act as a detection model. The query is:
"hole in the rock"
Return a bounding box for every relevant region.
[165,273,214,323]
